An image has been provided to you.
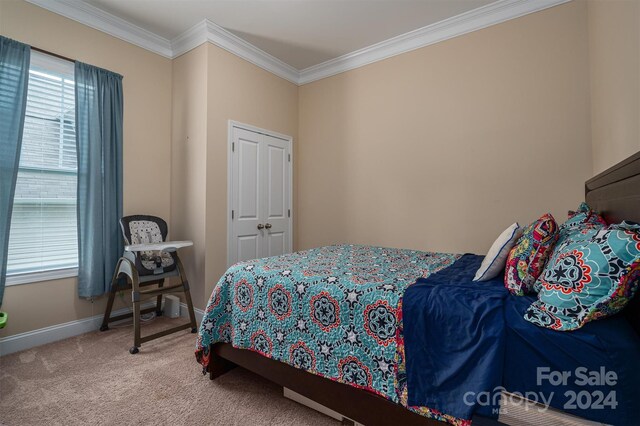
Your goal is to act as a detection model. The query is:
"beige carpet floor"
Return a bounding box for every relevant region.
[0,317,337,426]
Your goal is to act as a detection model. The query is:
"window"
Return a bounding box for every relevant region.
[6,52,77,282]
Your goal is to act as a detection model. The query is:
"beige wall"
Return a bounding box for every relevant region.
[0,0,173,337]
[297,1,593,255]
[170,44,208,309]
[204,44,298,300]
[588,0,640,174]
[171,44,299,308]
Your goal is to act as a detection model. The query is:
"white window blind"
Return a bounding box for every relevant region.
[6,52,78,277]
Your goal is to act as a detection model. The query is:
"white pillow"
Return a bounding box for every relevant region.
[473,223,522,282]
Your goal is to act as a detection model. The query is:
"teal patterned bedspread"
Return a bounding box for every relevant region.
[195,245,459,406]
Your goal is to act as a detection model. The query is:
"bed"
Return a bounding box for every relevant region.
[196,150,640,426]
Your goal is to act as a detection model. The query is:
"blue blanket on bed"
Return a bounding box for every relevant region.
[504,295,640,425]
[403,254,507,420]
[403,254,640,424]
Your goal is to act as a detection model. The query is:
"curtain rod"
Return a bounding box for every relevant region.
[31,46,75,63]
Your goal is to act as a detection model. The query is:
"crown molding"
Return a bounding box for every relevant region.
[172,19,299,84]
[298,0,571,84]
[170,20,209,59]
[26,0,173,58]
[26,0,570,85]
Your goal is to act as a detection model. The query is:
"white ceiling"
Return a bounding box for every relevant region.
[82,0,494,70]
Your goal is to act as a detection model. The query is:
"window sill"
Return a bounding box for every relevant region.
[6,268,78,286]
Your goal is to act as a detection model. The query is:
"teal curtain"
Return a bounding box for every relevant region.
[0,36,30,307]
[75,62,123,298]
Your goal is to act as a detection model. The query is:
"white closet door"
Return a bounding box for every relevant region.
[261,133,290,258]
[231,127,263,263]
[229,124,292,265]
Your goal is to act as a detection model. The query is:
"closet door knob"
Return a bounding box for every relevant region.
[265,223,272,229]
[257,224,264,230]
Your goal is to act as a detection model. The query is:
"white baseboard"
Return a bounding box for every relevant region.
[0,301,204,357]
[180,302,205,324]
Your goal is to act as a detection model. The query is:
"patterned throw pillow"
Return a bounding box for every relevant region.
[504,213,559,295]
[532,223,604,295]
[549,202,608,263]
[559,202,607,234]
[525,221,640,331]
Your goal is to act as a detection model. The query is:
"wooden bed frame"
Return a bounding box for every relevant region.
[208,150,640,425]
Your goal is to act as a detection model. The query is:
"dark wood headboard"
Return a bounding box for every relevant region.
[585,150,640,335]
[586,151,640,224]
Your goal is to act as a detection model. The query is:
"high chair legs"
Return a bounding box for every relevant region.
[101,256,198,354]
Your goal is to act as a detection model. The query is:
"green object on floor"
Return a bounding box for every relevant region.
[0,311,7,329]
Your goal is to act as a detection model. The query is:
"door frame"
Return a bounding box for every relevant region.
[227,120,293,267]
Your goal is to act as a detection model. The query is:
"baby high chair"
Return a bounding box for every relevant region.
[100,215,197,354]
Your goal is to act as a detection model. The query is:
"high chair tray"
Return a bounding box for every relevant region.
[125,240,193,252]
